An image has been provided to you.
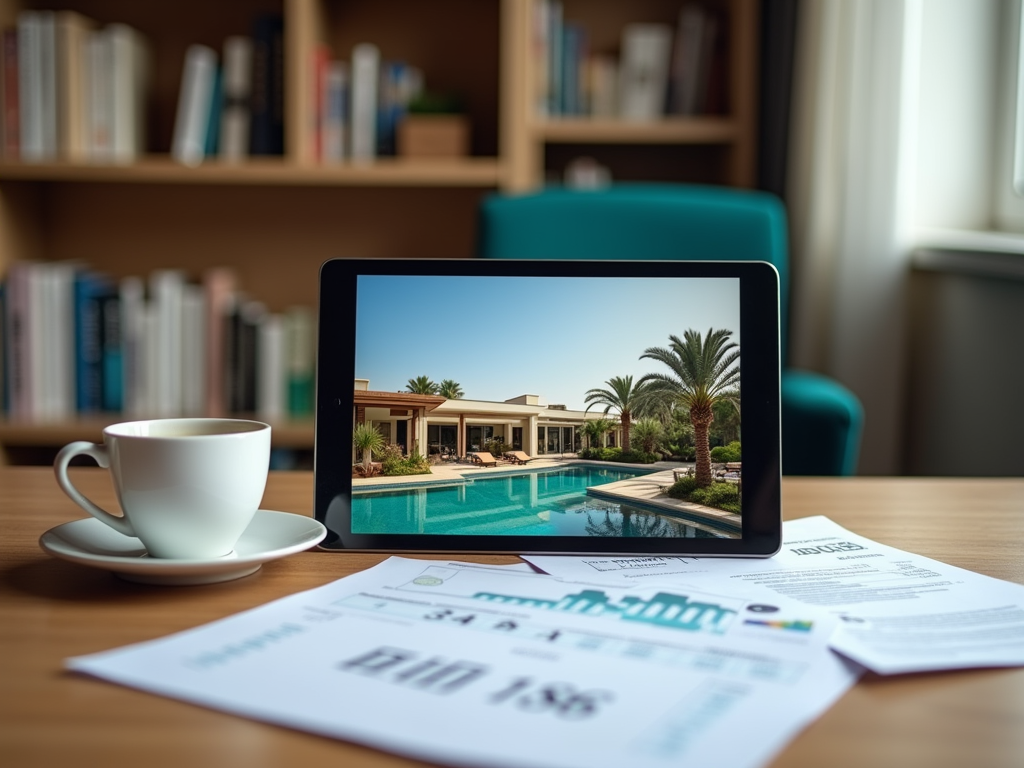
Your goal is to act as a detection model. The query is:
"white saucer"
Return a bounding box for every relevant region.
[39,510,327,586]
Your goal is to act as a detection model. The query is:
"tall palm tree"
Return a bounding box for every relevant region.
[437,379,464,399]
[406,375,438,395]
[638,328,740,487]
[584,375,647,452]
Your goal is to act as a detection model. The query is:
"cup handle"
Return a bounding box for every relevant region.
[53,441,135,538]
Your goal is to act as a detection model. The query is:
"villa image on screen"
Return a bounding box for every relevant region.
[350,274,742,540]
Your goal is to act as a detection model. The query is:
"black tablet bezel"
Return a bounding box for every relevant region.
[314,258,781,556]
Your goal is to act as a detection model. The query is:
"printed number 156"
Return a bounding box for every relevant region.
[489,677,614,720]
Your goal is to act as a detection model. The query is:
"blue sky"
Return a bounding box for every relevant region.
[355,275,740,411]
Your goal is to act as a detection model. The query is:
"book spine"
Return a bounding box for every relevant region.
[219,36,252,162]
[171,44,216,166]
[249,14,284,156]
[109,23,147,163]
[256,312,285,421]
[203,267,236,417]
[86,27,113,161]
[149,269,184,417]
[286,306,314,417]
[180,283,206,416]
[73,270,106,414]
[350,43,379,162]
[18,11,42,160]
[204,63,222,157]
[2,28,19,158]
[55,11,94,162]
[100,291,123,412]
[321,60,348,163]
[119,275,144,417]
[4,263,32,420]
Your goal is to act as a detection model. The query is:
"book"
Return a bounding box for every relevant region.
[560,22,585,116]
[546,1,563,116]
[4,262,34,419]
[108,23,149,163]
[618,23,673,121]
[587,55,618,118]
[119,275,145,417]
[531,0,551,117]
[100,290,123,412]
[203,63,222,157]
[171,43,217,166]
[668,4,707,116]
[73,269,110,414]
[181,283,206,416]
[1,28,19,158]
[203,267,236,417]
[256,312,285,421]
[218,36,252,162]
[350,42,379,162]
[249,14,284,156]
[55,11,94,162]
[286,306,314,417]
[321,60,348,164]
[18,10,58,161]
[149,269,185,416]
[85,26,113,161]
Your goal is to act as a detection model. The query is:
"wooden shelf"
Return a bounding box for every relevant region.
[0,157,504,187]
[531,117,741,145]
[0,418,315,452]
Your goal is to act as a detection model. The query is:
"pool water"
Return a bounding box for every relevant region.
[351,465,724,538]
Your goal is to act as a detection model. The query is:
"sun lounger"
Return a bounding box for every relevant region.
[505,451,535,465]
[467,451,500,467]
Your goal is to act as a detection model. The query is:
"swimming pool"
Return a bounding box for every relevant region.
[351,465,726,538]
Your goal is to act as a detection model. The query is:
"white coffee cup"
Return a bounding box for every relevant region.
[54,418,271,559]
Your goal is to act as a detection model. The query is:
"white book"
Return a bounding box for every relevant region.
[108,24,149,163]
[150,270,185,416]
[180,283,206,416]
[119,275,145,417]
[256,313,285,421]
[171,44,217,166]
[321,60,348,164]
[350,43,379,162]
[219,36,252,162]
[618,23,673,121]
[86,27,114,162]
[51,262,77,419]
[55,11,95,162]
[140,302,159,417]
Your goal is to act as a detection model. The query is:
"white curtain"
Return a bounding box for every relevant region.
[786,0,923,474]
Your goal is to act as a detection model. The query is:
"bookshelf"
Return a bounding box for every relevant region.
[0,0,760,464]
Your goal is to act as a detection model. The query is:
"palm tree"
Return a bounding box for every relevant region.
[406,375,438,395]
[584,375,647,452]
[630,417,665,456]
[581,418,615,450]
[437,379,464,399]
[352,422,385,475]
[638,328,740,487]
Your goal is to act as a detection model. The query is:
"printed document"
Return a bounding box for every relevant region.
[68,556,859,768]
[524,516,1024,675]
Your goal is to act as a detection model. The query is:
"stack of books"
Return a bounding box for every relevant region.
[0,262,316,423]
[534,1,724,120]
[0,9,149,163]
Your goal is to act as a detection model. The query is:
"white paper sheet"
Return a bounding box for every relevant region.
[67,556,859,768]
[524,516,1024,675]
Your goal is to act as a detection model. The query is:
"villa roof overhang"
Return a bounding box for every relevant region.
[353,390,447,412]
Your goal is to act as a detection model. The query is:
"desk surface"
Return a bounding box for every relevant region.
[2,468,1022,768]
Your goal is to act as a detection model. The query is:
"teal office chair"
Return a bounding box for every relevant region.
[477,183,863,475]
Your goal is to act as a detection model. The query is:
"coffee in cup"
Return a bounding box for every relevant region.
[54,418,271,559]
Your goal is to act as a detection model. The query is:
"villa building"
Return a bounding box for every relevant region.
[353,379,621,459]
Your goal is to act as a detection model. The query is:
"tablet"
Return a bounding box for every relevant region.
[315,258,781,556]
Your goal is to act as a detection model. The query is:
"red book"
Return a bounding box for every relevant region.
[2,27,19,158]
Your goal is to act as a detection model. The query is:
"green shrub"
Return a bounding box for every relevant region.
[666,477,740,514]
[484,438,512,457]
[710,441,742,463]
[380,445,431,476]
[612,450,659,464]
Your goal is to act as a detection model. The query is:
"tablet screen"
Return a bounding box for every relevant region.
[315,258,781,556]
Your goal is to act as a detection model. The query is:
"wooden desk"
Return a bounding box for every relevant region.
[2,468,1022,768]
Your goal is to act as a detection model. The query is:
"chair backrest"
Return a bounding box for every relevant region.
[477,183,791,360]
